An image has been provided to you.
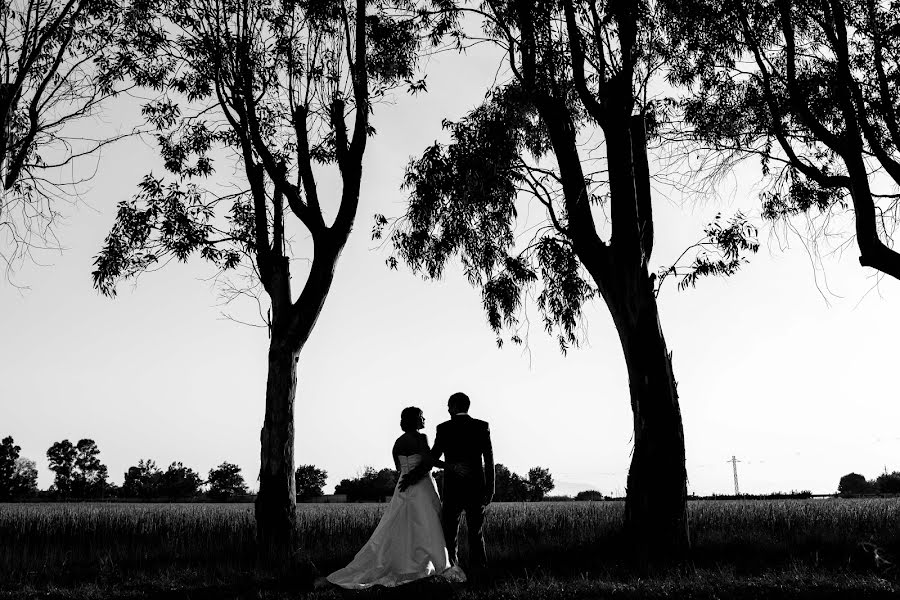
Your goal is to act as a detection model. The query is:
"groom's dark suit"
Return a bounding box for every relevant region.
[432,413,494,568]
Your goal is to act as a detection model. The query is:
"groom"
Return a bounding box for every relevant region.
[400,392,495,570]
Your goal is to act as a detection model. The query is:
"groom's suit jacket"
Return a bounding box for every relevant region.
[432,414,495,504]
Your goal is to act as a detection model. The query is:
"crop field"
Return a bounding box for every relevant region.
[2,498,900,594]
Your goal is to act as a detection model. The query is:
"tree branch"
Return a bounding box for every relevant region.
[562,0,607,128]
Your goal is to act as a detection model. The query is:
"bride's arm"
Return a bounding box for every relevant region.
[391,439,401,473]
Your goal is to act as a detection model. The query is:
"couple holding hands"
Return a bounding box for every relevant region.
[326,392,495,589]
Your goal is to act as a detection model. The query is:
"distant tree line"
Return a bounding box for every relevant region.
[839,472,900,496]
[321,463,557,503]
[1,438,598,504]
[29,433,882,504]
[494,464,555,502]
[690,491,814,501]
[334,468,397,502]
[0,435,252,501]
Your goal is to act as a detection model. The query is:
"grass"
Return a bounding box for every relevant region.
[1,498,899,598]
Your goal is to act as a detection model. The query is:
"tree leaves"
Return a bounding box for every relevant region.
[392,82,593,352]
[663,0,900,280]
[761,170,847,222]
[666,212,760,292]
[92,174,245,297]
[1,0,133,272]
[536,237,593,353]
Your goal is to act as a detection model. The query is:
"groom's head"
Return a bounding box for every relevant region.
[448,392,470,415]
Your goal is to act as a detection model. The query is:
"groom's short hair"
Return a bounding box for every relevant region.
[448,392,470,412]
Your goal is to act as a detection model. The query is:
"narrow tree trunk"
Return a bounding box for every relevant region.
[613,270,690,565]
[255,333,299,569]
[254,255,301,570]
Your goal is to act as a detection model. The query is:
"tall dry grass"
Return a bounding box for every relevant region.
[1,498,898,585]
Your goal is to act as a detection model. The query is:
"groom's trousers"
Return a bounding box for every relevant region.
[441,498,487,569]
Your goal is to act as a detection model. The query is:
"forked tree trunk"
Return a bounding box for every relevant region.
[612,270,689,565]
[254,245,343,570]
[543,101,691,564]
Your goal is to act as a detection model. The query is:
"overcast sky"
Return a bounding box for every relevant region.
[2,40,899,499]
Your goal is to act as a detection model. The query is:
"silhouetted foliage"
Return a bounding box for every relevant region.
[159,462,203,499]
[0,437,36,499]
[0,436,20,500]
[207,462,248,500]
[493,464,528,502]
[839,473,875,496]
[46,438,109,498]
[0,0,134,275]
[11,457,39,498]
[122,459,203,499]
[295,465,328,501]
[575,490,605,501]
[46,440,76,498]
[527,466,555,501]
[876,472,900,495]
[335,467,397,502]
[663,0,900,281]
[122,459,161,499]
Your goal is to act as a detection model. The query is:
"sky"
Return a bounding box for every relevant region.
[2,39,900,499]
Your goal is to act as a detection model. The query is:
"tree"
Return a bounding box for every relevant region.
[876,472,900,495]
[47,438,108,498]
[0,436,35,499]
[11,457,39,498]
[663,0,900,282]
[121,459,202,499]
[527,466,554,501]
[386,0,756,561]
[0,436,20,499]
[494,463,528,502]
[207,462,248,500]
[91,0,434,559]
[838,472,872,496]
[0,0,132,276]
[46,439,77,498]
[295,464,328,501]
[158,462,202,499]
[335,467,397,502]
[71,438,109,498]
[121,459,162,498]
[575,490,605,501]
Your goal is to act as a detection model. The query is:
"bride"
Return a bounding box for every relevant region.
[326,407,467,589]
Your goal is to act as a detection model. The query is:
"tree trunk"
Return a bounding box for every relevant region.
[255,332,299,569]
[612,270,690,565]
[254,245,343,573]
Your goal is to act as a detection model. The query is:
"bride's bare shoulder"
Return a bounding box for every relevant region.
[393,432,420,456]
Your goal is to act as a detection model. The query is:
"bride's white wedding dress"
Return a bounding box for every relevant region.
[326,453,466,589]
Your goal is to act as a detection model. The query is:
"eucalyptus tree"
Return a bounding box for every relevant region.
[92,0,431,558]
[1,0,129,275]
[662,0,900,281]
[384,0,757,561]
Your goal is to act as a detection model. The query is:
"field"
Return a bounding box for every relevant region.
[2,499,900,598]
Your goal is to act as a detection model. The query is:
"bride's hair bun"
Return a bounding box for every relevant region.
[400,406,423,432]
